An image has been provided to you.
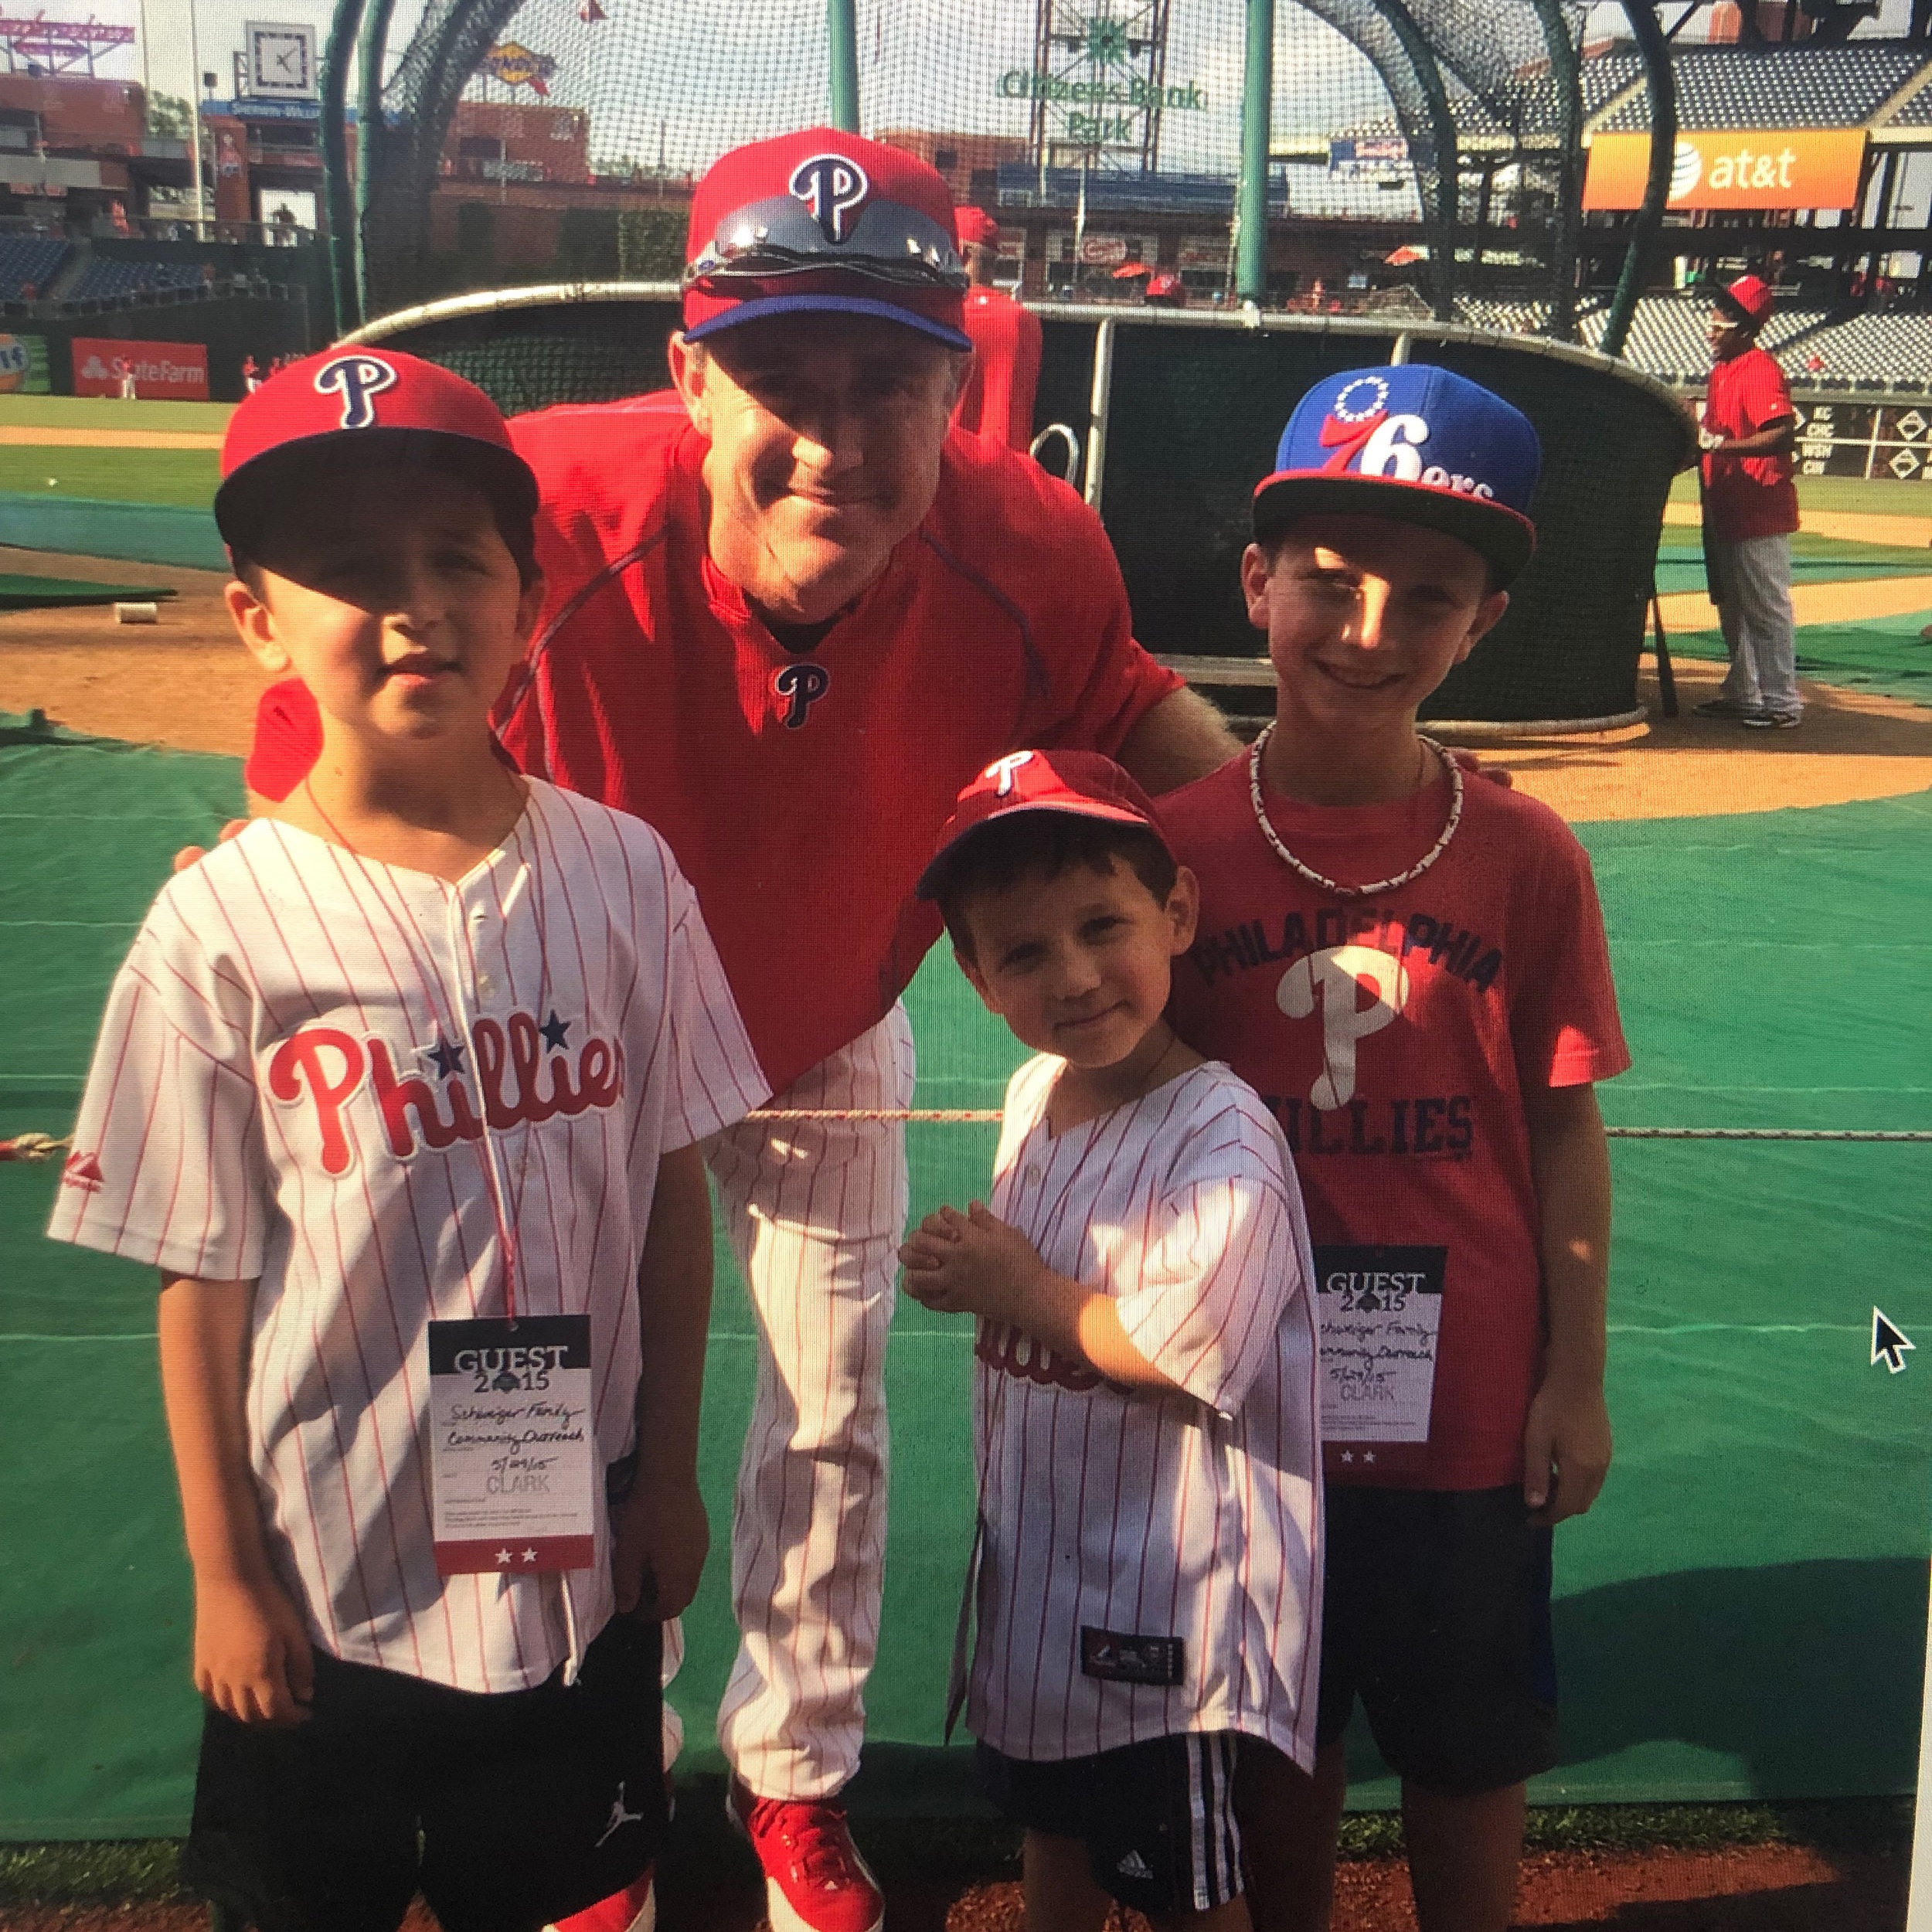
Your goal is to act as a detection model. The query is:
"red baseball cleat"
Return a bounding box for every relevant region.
[728,1778,885,1932]
[545,1866,655,1932]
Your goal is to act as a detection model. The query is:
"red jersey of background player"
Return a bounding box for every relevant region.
[1162,758,1628,1492]
[1701,344,1799,543]
[248,403,1179,1094]
[955,287,1044,452]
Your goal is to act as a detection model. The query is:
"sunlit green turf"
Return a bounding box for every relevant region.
[0,395,232,433]
[0,447,219,509]
[1668,469,1932,516]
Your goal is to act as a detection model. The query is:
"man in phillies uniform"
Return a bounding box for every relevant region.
[243,128,1236,1932]
[953,206,1043,452]
[1692,273,1801,730]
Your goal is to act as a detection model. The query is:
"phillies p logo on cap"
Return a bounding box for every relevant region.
[213,347,539,549]
[1251,363,1542,585]
[788,152,870,244]
[312,353,400,429]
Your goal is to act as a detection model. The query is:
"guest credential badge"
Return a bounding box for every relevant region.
[1315,1245,1446,1446]
[428,1315,597,1573]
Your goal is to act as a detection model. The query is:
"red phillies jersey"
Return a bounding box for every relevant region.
[247,404,1179,1094]
[1162,756,1629,1491]
[956,288,1044,451]
[1701,345,1799,543]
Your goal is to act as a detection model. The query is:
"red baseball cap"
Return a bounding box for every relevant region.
[1711,274,1774,331]
[214,347,539,550]
[955,206,999,250]
[682,128,971,351]
[917,750,1169,899]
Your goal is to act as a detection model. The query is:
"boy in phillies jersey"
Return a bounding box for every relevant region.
[48,352,767,1932]
[902,751,1322,1932]
[1162,367,1628,1932]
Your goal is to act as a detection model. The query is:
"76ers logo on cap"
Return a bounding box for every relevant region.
[788,152,870,244]
[314,353,399,429]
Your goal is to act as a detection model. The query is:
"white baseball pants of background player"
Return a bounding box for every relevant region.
[1709,530,1801,723]
[703,1004,917,1801]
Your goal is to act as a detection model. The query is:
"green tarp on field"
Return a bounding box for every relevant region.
[2,722,1927,1835]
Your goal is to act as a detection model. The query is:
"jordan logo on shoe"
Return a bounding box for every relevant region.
[596,1781,647,1847]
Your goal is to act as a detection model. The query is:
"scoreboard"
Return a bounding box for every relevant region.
[1790,397,1932,483]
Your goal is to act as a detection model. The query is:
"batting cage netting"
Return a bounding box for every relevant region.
[355,0,1606,322]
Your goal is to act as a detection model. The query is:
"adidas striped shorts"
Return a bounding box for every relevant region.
[975,1731,1252,1917]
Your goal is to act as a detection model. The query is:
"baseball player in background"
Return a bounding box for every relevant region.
[903,751,1321,1931]
[53,353,767,1932]
[954,206,1044,453]
[235,128,1239,1932]
[1692,273,1802,730]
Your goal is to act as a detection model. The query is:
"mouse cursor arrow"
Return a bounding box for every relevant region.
[1872,1308,1914,1375]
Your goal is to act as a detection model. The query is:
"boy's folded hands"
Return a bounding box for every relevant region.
[900,1201,1048,1329]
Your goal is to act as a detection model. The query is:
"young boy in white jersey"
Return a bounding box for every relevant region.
[47,350,768,1932]
[900,750,1322,1932]
[1162,366,1629,1932]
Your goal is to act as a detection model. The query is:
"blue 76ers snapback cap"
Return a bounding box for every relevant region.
[1252,365,1541,585]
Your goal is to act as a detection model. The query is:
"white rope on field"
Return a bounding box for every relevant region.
[743,1111,1928,1140]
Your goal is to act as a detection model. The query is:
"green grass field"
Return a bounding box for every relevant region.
[0,396,233,433]
[1668,469,1932,515]
[0,447,220,509]
[1,434,1927,529]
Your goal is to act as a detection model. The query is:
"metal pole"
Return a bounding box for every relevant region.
[185,0,204,236]
[1600,0,1675,362]
[1083,316,1116,509]
[1236,0,1274,304]
[318,0,366,336]
[355,0,400,322]
[827,0,859,132]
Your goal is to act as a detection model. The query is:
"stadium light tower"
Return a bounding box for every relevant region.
[185,0,205,235]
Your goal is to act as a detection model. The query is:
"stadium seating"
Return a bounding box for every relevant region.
[1787,311,1932,388]
[1455,295,1555,335]
[66,257,209,300]
[0,234,69,301]
[1890,83,1932,127]
[1594,44,1928,133]
[1577,294,1828,384]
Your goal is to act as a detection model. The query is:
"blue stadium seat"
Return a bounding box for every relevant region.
[0,234,69,301]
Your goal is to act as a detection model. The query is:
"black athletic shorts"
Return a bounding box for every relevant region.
[1316,1485,1558,1796]
[180,1611,665,1932]
[977,1732,1257,1918]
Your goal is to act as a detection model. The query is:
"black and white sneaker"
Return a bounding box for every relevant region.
[1741,713,1801,730]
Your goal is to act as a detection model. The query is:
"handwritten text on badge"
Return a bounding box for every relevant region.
[1315,1244,1446,1444]
[428,1315,598,1573]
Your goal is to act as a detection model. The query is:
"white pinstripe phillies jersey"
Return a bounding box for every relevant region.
[48,779,767,1693]
[967,1056,1323,1770]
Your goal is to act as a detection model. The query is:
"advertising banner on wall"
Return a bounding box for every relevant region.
[0,333,51,393]
[1788,397,1932,481]
[1583,129,1867,212]
[71,338,210,400]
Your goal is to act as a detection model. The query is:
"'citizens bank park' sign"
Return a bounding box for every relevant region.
[71,338,209,400]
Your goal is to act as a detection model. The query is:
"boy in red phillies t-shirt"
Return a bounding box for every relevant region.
[1693,274,1803,729]
[1161,364,1629,1932]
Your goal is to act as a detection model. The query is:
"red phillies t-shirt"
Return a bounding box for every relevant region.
[1162,756,1629,1491]
[246,403,1180,1094]
[956,288,1044,452]
[1701,345,1799,543]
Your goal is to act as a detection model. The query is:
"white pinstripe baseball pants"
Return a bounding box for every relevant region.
[703,1005,916,1801]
